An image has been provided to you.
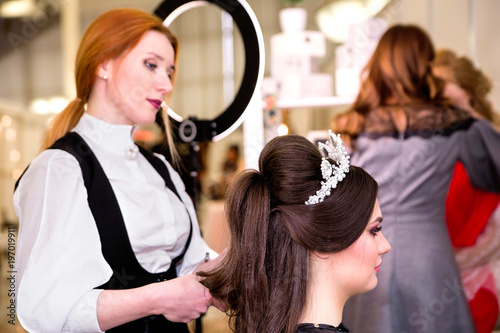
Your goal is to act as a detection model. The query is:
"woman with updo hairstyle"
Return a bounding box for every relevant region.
[199,134,391,333]
[333,24,500,332]
[14,8,222,332]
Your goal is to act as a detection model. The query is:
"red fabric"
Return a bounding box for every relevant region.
[445,161,500,332]
[445,161,500,247]
[469,286,499,333]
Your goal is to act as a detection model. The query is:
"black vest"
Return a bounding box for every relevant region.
[18,132,192,332]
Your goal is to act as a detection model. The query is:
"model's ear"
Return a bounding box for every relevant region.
[310,250,333,262]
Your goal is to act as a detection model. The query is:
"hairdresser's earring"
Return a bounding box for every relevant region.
[103,75,108,80]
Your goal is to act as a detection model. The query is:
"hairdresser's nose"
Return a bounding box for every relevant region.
[157,73,173,95]
[379,231,391,255]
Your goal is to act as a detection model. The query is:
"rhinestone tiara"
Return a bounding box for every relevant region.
[305,130,350,205]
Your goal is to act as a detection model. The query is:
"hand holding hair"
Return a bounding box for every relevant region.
[155,274,212,323]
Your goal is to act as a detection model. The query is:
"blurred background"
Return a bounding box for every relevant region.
[0,0,499,332]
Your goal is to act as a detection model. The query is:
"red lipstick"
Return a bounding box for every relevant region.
[148,99,162,110]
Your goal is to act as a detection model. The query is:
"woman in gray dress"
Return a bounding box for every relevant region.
[333,24,500,332]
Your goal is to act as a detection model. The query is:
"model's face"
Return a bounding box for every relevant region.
[103,30,175,125]
[333,200,391,297]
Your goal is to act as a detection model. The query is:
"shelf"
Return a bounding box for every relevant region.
[275,96,355,109]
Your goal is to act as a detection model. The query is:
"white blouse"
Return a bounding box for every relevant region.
[14,113,216,332]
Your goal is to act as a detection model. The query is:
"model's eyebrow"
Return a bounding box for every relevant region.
[369,217,383,225]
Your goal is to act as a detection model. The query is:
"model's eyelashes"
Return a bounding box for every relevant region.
[371,225,382,236]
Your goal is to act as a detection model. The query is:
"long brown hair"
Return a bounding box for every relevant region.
[334,24,447,139]
[40,8,179,163]
[199,135,378,333]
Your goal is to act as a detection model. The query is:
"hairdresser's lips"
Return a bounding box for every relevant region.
[148,99,162,110]
[375,262,382,273]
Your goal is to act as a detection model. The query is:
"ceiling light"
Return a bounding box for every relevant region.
[0,0,36,18]
[316,0,368,43]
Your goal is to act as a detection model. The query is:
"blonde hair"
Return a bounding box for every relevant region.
[41,8,180,164]
[434,49,499,125]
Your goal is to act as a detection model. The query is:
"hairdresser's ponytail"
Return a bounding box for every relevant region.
[40,98,85,151]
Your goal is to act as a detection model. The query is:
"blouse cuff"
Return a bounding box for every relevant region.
[63,289,104,333]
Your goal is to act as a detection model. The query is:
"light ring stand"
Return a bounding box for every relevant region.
[178,119,197,142]
[155,0,265,142]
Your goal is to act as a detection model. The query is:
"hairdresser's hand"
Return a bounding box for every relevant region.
[156,274,211,323]
[193,248,228,274]
[193,248,229,312]
[207,294,227,312]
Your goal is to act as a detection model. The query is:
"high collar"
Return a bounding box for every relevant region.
[73,113,138,159]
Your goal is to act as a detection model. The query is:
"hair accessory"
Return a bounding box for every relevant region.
[305,130,350,205]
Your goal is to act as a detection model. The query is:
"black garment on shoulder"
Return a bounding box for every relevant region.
[296,323,350,332]
[357,104,476,140]
[49,132,192,333]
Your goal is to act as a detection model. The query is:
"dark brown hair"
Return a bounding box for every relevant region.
[199,135,378,333]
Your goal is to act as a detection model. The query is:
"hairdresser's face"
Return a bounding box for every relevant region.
[104,30,175,125]
[335,200,391,297]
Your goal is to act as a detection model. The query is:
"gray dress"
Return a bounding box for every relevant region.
[342,105,500,333]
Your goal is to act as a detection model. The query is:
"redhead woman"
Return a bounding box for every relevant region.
[14,9,221,333]
[199,133,391,333]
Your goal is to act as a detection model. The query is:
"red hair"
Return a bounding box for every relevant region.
[333,24,448,141]
[41,8,178,152]
[354,24,444,112]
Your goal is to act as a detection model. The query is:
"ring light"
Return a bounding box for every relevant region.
[154,0,265,142]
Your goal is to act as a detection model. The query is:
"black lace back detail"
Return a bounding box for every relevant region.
[358,104,475,140]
